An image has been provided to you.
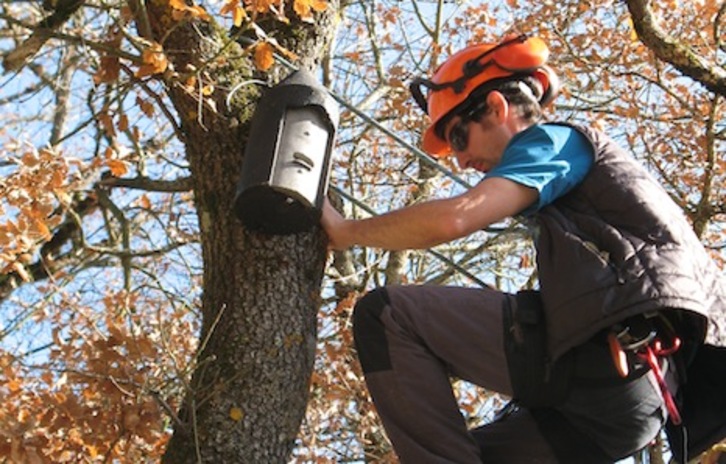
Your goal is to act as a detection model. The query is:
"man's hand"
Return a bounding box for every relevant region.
[321,198,352,250]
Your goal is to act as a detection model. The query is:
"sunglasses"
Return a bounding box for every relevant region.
[447,119,470,152]
[446,101,489,152]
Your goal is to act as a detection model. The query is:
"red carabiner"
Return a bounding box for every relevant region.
[638,337,682,425]
[652,336,681,357]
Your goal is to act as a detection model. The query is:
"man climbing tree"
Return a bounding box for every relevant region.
[1,1,724,462]
[322,34,726,463]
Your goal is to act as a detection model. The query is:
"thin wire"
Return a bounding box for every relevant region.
[226,79,269,110]
[333,187,490,288]
[239,37,473,190]
[234,37,493,287]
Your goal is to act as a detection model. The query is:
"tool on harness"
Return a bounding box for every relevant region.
[610,312,726,464]
[639,338,682,425]
[607,325,655,378]
[608,317,683,425]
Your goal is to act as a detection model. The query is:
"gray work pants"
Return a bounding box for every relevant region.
[353,285,668,464]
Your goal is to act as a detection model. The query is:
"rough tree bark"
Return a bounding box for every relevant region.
[125,2,339,462]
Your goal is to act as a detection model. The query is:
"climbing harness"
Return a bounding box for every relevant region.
[607,316,682,425]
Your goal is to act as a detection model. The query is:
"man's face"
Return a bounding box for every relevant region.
[445,110,511,173]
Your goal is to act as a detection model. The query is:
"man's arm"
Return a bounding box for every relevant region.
[321,177,538,251]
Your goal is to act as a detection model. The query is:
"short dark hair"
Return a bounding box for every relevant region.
[491,76,544,122]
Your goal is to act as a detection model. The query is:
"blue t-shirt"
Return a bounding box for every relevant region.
[486,124,594,212]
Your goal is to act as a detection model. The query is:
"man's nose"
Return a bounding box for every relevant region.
[454,151,468,169]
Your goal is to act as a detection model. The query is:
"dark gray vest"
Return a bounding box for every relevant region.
[533,124,726,359]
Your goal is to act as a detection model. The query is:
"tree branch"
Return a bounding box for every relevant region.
[0,172,193,302]
[625,0,726,97]
[99,174,193,192]
[2,0,86,72]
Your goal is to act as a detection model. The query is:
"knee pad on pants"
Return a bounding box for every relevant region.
[353,288,392,374]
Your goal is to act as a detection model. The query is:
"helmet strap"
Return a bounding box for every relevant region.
[409,34,532,115]
[462,34,529,79]
[409,77,434,114]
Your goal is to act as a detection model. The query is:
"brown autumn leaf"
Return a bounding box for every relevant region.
[220,0,248,27]
[21,151,40,167]
[93,55,121,84]
[169,0,211,21]
[229,407,244,421]
[106,159,129,177]
[32,217,51,240]
[136,96,155,117]
[232,6,247,26]
[118,114,129,132]
[293,0,328,20]
[249,0,277,13]
[135,42,168,78]
[254,41,275,71]
[50,170,64,189]
[220,0,238,15]
[11,261,31,282]
[138,194,151,209]
[98,112,116,137]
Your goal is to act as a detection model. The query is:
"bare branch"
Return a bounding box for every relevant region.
[2,0,86,72]
[99,174,193,193]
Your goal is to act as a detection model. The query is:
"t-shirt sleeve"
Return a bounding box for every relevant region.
[485,125,594,212]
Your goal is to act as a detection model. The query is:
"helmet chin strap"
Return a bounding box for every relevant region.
[409,77,436,114]
[409,59,500,114]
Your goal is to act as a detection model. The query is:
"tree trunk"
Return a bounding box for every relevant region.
[132,3,339,461]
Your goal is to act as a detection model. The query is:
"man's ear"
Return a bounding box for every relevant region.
[486,91,508,124]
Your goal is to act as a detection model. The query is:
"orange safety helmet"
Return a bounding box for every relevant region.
[410,35,560,157]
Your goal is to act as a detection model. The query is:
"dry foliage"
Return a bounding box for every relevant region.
[0,0,723,462]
